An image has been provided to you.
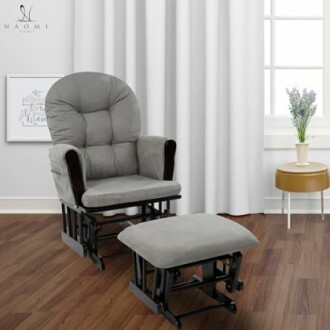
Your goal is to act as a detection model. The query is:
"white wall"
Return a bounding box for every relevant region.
[0,1,328,214]
[0,0,74,212]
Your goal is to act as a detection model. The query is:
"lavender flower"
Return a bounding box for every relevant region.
[286,87,317,143]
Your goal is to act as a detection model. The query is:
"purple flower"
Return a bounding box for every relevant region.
[286,87,317,143]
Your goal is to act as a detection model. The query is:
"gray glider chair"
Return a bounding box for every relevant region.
[45,72,181,270]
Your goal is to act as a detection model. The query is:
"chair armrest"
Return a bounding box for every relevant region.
[49,144,86,206]
[137,136,176,180]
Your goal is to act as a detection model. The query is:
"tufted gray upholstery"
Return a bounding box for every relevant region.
[46,72,140,180]
[45,72,181,208]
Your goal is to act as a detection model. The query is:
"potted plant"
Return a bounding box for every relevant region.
[286,87,317,166]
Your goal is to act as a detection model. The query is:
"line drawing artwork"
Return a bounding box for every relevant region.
[7,74,64,141]
[18,89,47,127]
[18,4,34,22]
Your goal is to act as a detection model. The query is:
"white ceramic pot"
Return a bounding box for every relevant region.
[295,142,309,166]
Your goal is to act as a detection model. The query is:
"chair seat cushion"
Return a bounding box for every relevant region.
[118,213,258,268]
[81,175,181,208]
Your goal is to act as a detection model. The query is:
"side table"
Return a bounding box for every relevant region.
[275,162,329,229]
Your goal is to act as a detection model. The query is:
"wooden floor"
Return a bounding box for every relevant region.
[0,213,329,330]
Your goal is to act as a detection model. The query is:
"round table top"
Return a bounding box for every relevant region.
[276,162,329,192]
[276,162,328,174]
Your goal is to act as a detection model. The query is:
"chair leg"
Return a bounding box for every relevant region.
[66,206,73,237]
[78,213,84,244]
[61,203,67,233]
[72,209,77,240]
[62,210,98,266]
[61,206,86,257]
[84,215,104,271]
[164,200,171,216]
[151,203,156,219]
[159,202,163,217]
[65,206,78,240]
[141,205,147,222]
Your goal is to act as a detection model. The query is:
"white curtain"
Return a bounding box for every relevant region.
[74,0,264,216]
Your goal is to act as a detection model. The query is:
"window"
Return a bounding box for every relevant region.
[264,0,330,148]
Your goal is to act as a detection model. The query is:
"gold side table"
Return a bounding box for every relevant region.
[275,162,329,229]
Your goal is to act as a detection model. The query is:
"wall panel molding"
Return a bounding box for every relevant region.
[0,197,61,214]
[264,196,330,214]
[1,197,329,215]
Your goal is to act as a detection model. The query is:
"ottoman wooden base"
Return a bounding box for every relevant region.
[130,251,243,329]
[118,213,258,328]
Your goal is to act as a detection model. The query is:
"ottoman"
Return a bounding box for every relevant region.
[118,213,258,328]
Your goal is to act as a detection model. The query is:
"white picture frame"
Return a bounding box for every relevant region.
[7,74,64,142]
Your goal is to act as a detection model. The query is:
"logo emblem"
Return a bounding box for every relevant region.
[18,4,33,22]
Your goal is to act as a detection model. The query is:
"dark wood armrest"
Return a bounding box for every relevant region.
[163,140,176,180]
[65,150,85,206]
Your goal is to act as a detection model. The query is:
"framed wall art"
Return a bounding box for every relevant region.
[7,74,64,141]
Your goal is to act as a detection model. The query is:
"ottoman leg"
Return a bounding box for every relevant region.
[202,261,217,297]
[130,254,182,329]
[159,269,182,328]
[225,252,243,293]
[201,260,237,313]
[133,252,146,290]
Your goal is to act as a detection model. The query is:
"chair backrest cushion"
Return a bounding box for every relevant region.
[46,72,141,180]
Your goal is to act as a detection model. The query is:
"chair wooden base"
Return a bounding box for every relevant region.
[60,195,181,270]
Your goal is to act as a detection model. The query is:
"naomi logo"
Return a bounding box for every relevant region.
[2,3,48,33]
[18,4,34,22]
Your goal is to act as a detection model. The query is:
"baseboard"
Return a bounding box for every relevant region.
[0,197,61,214]
[264,196,330,214]
[1,196,329,215]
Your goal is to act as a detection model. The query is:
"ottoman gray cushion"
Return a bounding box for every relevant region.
[118,213,258,268]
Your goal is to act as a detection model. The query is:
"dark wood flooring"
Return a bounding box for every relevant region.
[0,213,329,330]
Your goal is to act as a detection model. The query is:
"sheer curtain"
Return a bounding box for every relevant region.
[74,0,264,215]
